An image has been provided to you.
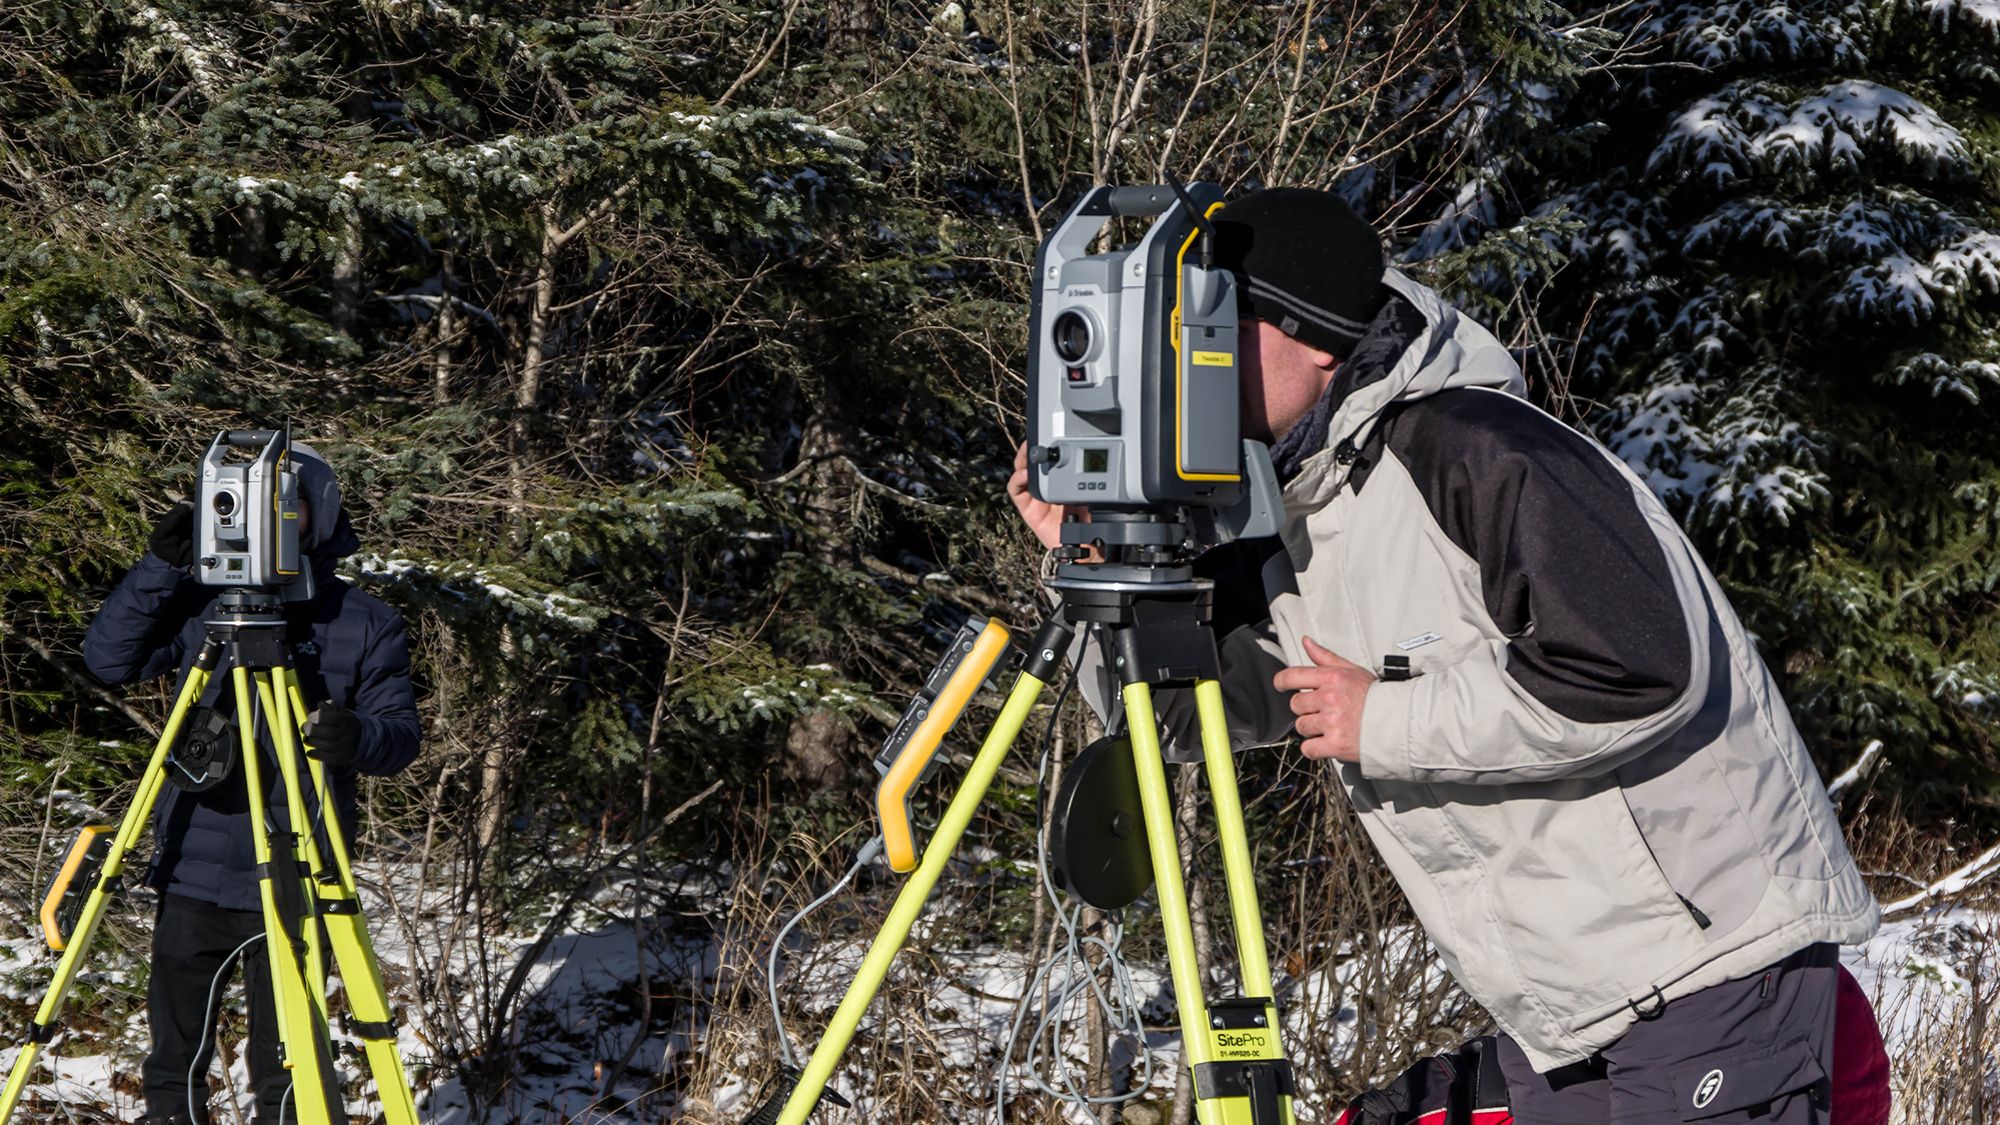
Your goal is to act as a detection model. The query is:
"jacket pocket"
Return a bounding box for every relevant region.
[1671,1039,1826,1120]
[1614,786,1714,938]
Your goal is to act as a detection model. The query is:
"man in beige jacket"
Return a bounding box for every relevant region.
[1009,188,1878,1124]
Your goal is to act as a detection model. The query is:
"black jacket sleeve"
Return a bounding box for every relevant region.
[1384,390,1694,722]
[82,553,208,686]
[1358,390,1709,784]
[348,614,421,776]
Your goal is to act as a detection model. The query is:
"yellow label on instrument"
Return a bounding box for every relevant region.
[1191,350,1233,367]
[1209,1027,1278,1060]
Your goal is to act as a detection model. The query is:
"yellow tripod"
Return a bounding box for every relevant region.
[748,563,1296,1125]
[1,590,419,1125]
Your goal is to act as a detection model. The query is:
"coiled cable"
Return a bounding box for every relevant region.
[993,628,1157,1120]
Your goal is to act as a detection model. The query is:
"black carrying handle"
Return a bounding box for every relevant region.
[1104,185,1177,216]
[222,429,281,448]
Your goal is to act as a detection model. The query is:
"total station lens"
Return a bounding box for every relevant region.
[212,491,237,516]
[1052,311,1093,364]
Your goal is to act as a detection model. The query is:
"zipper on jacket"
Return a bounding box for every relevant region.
[1678,894,1713,930]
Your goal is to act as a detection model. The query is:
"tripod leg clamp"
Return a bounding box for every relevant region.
[343,1013,399,1041]
[252,860,313,880]
[1191,996,1293,1124]
[739,1064,851,1124]
[26,1019,59,1045]
[1192,1059,1295,1123]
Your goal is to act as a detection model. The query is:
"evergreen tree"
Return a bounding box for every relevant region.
[1402,0,2000,797]
[0,4,919,1106]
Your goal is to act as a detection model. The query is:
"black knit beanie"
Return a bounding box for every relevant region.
[1212,188,1388,359]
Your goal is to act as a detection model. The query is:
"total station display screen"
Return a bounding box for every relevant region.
[1083,448,1109,474]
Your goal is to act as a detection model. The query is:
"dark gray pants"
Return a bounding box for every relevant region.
[1498,943,1838,1124]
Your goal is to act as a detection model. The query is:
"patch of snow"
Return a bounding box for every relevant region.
[1756,80,1968,178]
[1921,0,2000,35]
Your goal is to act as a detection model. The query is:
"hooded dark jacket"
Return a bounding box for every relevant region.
[83,444,420,911]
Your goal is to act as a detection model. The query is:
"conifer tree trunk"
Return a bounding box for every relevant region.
[432,253,456,405]
[480,212,561,860]
[827,0,879,51]
[781,410,858,786]
[1085,904,1113,1121]
[331,214,362,336]
[228,202,265,277]
[510,208,559,537]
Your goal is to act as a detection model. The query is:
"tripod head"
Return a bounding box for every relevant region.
[161,589,298,795]
[209,586,291,624]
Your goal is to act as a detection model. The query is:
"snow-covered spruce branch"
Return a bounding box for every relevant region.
[1883,841,2000,918]
[1827,739,1885,797]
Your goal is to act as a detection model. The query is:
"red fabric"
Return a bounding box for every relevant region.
[1332,1100,1512,1124]
[1831,963,1892,1125]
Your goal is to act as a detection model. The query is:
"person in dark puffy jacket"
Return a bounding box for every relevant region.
[83,443,419,1125]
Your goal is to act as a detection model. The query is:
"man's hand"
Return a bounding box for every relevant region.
[1273,636,1376,763]
[148,501,195,569]
[1008,442,1072,550]
[302,703,362,769]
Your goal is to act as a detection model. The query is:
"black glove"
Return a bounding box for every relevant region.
[302,703,362,769]
[148,501,195,569]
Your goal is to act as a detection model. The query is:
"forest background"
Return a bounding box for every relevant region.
[1,0,1998,1121]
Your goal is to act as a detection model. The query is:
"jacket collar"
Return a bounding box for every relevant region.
[1269,293,1428,482]
[1280,268,1527,511]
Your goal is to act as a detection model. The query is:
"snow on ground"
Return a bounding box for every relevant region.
[2,865,1995,1123]
[1846,906,1999,1042]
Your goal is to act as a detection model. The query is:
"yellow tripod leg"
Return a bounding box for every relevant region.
[1191,680,1294,1124]
[286,673,422,1125]
[0,651,217,1125]
[257,670,330,1008]
[774,668,1052,1125]
[237,668,341,1125]
[1124,683,1294,1125]
[1122,683,1221,1118]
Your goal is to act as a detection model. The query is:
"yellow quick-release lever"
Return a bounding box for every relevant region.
[874,619,1014,873]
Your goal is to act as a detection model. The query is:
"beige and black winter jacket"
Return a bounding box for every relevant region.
[1087,269,1879,1073]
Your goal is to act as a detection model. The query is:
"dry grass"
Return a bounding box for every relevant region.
[670,763,2000,1124]
[673,825,1023,1123]
[672,725,1483,1124]
[10,717,1997,1124]
[1843,791,2000,1125]
[1864,915,1999,1125]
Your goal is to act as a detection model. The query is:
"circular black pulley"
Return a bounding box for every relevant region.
[167,706,238,792]
[1046,735,1153,911]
